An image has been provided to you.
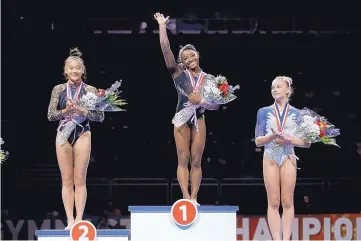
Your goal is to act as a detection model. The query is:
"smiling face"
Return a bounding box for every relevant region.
[64,58,84,83]
[181,49,199,71]
[271,77,292,101]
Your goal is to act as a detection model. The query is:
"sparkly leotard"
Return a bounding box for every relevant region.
[174,72,205,126]
[158,26,217,128]
[47,82,104,145]
[255,103,300,166]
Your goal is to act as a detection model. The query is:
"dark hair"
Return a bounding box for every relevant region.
[178,44,199,69]
[63,47,87,81]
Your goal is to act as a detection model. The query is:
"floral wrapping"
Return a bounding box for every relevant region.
[172,74,239,129]
[200,75,240,104]
[294,107,340,147]
[77,81,127,112]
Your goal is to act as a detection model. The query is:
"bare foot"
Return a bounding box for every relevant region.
[183,195,191,200]
[65,219,75,230]
[191,199,200,206]
[74,218,82,224]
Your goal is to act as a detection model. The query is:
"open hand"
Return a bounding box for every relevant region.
[154,12,169,25]
[188,91,201,104]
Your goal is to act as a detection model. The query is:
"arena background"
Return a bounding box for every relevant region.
[1,1,361,240]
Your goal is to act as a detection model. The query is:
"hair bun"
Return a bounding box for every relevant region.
[179,44,196,51]
[69,47,83,57]
[288,77,293,85]
[184,44,195,49]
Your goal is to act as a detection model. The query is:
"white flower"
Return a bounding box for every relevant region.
[204,86,221,95]
[80,92,99,109]
[305,123,320,139]
[296,117,321,142]
[215,75,227,84]
[303,115,316,124]
[300,123,308,129]
[203,85,223,101]
[82,92,98,101]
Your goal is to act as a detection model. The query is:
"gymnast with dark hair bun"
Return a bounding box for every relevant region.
[47,48,104,229]
[154,12,219,206]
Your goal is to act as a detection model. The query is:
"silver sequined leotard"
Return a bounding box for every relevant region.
[47,82,104,145]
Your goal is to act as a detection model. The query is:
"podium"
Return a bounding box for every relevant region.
[129,203,239,241]
[35,229,130,241]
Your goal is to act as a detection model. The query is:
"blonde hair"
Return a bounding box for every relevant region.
[63,47,87,80]
[272,75,294,98]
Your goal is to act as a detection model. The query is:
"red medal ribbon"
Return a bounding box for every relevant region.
[273,102,290,132]
[186,70,206,91]
[67,80,83,101]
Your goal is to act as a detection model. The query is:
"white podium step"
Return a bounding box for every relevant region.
[129,202,239,241]
[35,229,130,241]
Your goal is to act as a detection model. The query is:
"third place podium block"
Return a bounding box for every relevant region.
[129,199,239,241]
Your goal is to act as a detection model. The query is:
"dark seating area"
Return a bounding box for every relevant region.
[2,3,360,240]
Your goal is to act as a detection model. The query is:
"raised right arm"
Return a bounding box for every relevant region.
[158,24,182,78]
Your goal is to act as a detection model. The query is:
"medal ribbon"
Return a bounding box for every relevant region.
[273,102,290,132]
[67,80,83,101]
[186,70,206,91]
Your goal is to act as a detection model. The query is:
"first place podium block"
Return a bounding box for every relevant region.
[129,200,239,241]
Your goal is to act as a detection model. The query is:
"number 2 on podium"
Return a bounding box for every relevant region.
[79,225,89,241]
[70,220,97,241]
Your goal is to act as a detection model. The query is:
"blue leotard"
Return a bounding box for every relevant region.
[255,102,300,166]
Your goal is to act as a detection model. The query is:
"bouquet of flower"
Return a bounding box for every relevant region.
[172,74,239,130]
[294,107,340,147]
[0,137,9,163]
[201,75,240,105]
[56,81,127,146]
[78,80,127,112]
